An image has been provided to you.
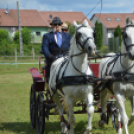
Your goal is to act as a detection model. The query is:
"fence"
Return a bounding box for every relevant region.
[108,37,119,52]
[0,47,43,63]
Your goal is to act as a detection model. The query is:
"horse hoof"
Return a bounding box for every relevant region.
[61,122,69,134]
[118,128,122,134]
[99,120,105,128]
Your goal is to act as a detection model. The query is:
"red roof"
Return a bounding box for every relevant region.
[0,9,48,27]
[39,11,94,27]
[92,13,134,29]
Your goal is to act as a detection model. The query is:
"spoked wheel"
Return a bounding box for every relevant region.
[36,94,45,134]
[30,84,37,128]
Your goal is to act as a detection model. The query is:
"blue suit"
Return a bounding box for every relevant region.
[42,31,71,58]
[42,31,71,81]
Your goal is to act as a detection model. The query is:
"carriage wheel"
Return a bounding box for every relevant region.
[36,94,45,134]
[30,84,37,128]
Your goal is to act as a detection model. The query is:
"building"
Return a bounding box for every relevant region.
[39,11,94,27]
[90,13,134,45]
[0,9,93,43]
[0,9,50,43]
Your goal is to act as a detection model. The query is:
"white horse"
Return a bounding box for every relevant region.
[49,19,96,134]
[99,17,134,134]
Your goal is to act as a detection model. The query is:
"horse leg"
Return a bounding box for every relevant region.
[52,93,68,133]
[128,96,134,126]
[115,93,129,134]
[115,103,122,134]
[84,93,94,134]
[99,89,107,127]
[65,96,75,134]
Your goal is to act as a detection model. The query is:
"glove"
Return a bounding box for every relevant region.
[48,54,56,61]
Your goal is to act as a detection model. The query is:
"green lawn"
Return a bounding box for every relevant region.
[0,63,134,134]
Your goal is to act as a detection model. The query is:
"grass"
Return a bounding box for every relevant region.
[0,61,134,134]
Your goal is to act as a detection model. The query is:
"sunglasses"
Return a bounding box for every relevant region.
[62,29,68,32]
[54,24,61,26]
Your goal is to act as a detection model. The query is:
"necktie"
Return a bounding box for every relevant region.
[56,32,62,47]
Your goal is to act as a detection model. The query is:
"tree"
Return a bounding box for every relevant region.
[0,28,13,55]
[95,21,103,49]
[67,22,75,37]
[114,25,121,46]
[0,28,12,46]
[67,21,81,37]
[14,27,32,45]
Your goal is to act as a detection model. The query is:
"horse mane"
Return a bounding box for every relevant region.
[69,32,76,56]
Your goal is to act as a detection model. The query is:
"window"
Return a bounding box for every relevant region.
[36,31,41,36]
[106,18,111,21]
[115,18,120,21]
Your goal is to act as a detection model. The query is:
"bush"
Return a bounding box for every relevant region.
[99,45,108,54]
[14,27,32,45]
[0,28,12,46]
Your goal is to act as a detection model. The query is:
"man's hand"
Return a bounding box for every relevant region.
[48,55,56,61]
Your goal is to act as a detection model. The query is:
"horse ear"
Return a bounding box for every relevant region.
[132,19,134,24]
[126,17,131,25]
[74,21,78,29]
[83,19,89,27]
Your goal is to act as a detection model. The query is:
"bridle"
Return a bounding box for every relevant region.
[70,25,95,76]
[123,25,134,51]
[103,24,134,77]
[75,25,96,52]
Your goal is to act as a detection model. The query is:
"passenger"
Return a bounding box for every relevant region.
[42,17,71,83]
[62,22,69,32]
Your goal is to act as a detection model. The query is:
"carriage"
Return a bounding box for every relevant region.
[29,56,118,134]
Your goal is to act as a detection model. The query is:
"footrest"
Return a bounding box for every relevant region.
[29,68,45,91]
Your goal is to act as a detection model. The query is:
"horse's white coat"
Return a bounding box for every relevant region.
[99,17,134,134]
[49,19,96,134]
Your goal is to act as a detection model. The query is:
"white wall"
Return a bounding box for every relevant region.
[0,26,17,39]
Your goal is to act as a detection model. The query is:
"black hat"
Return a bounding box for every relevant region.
[50,17,63,25]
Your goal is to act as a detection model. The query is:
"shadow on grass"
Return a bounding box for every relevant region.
[0,120,115,134]
[0,121,61,134]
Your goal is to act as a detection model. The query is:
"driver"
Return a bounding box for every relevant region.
[42,17,71,82]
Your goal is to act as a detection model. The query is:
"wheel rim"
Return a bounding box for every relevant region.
[30,85,36,128]
[36,95,45,134]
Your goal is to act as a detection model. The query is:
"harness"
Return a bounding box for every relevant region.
[52,25,96,92]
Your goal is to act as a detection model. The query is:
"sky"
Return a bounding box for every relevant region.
[0,0,134,19]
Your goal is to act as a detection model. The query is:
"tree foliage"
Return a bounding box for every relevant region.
[114,25,122,46]
[67,22,75,37]
[14,27,32,45]
[0,28,12,46]
[95,21,103,49]
[67,21,81,37]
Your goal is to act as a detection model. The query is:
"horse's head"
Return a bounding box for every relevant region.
[74,19,96,56]
[123,17,134,60]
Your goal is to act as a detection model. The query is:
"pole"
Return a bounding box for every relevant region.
[32,47,35,60]
[14,48,17,63]
[17,1,24,56]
